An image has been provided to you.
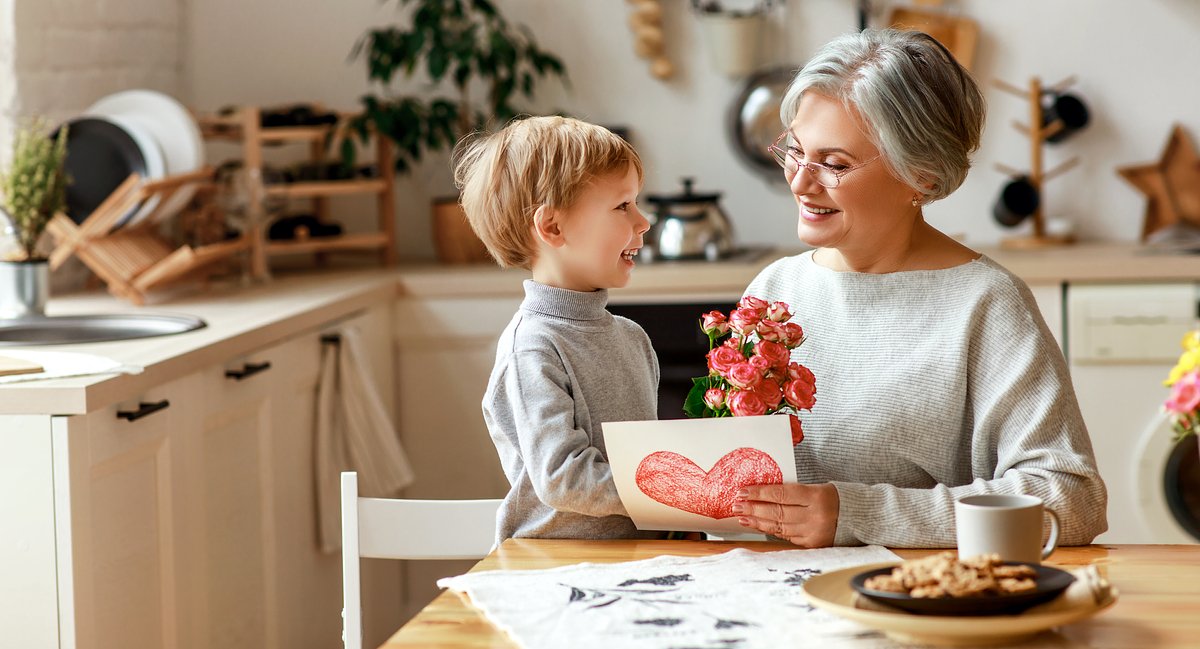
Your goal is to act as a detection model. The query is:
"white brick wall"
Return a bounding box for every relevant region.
[0,0,184,161]
[13,0,184,116]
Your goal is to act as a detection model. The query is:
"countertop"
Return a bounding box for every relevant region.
[0,271,398,415]
[397,242,1200,298]
[3,241,1199,415]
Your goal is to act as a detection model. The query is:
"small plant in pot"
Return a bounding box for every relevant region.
[0,119,69,318]
[348,0,567,263]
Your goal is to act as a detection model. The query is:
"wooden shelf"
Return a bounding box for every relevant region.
[197,105,397,276]
[265,179,386,198]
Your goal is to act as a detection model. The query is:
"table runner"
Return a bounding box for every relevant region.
[440,545,908,649]
[439,545,1101,649]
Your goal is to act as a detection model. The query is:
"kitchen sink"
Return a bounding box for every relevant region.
[0,314,207,346]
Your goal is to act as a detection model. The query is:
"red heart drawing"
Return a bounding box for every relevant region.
[635,447,783,519]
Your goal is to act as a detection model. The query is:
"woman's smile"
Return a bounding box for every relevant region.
[800,201,840,222]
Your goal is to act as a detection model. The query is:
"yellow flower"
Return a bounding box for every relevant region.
[1184,330,1200,353]
[1165,348,1200,386]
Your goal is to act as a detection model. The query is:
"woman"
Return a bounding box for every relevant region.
[730,29,1107,548]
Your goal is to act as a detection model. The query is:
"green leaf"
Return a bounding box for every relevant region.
[683,376,713,419]
[427,43,449,80]
[472,0,497,17]
[340,136,358,170]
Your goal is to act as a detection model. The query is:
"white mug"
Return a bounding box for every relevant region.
[955,494,1061,564]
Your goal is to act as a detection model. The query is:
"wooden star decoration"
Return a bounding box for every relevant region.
[1117,124,1200,241]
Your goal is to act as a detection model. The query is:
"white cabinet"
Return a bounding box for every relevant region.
[395,296,516,501]
[189,334,308,649]
[393,295,517,620]
[1029,282,1065,350]
[51,374,200,649]
[19,304,401,649]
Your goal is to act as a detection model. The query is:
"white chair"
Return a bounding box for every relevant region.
[340,471,502,649]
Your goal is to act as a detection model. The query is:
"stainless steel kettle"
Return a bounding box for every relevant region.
[643,178,736,261]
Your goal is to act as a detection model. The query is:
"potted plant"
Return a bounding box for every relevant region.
[0,119,69,318]
[348,0,567,263]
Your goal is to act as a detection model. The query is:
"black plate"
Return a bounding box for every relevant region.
[54,117,146,226]
[850,562,1075,616]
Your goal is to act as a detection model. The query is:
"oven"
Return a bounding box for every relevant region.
[609,299,739,421]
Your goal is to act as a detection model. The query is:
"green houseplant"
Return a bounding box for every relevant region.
[349,0,567,262]
[0,119,69,317]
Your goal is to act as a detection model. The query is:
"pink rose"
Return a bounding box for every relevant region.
[729,308,761,337]
[786,362,816,385]
[754,380,783,409]
[704,388,726,410]
[700,310,730,337]
[754,340,791,371]
[726,361,764,390]
[788,414,804,445]
[1166,370,1200,415]
[784,377,816,410]
[707,344,743,375]
[749,354,772,372]
[782,322,805,348]
[728,389,767,417]
[766,301,792,322]
[738,296,769,319]
[756,319,786,344]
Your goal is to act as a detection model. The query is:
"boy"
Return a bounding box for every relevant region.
[453,116,662,543]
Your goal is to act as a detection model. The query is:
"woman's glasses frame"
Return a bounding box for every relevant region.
[767,130,879,189]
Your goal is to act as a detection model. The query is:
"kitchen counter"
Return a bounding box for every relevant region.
[397,241,1200,298]
[0,271,398,414]
[4,241,1199,415]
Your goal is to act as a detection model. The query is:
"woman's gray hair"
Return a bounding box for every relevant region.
[780,28,986,203]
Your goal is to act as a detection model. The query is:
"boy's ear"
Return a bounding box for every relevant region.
[532,205,567,248]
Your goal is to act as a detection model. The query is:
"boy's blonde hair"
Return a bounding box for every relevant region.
[453,115,643,269]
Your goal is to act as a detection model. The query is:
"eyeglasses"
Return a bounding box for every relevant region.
[767,130,879,188]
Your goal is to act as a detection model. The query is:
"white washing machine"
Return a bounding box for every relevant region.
[1067,283,1200,544]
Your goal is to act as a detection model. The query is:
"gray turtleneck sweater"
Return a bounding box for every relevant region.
[745,251,1108,548]
[485,280,664,544]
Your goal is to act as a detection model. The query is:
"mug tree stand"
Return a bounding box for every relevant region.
[995,76,1079,250]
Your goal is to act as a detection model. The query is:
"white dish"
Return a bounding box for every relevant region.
[86,90,205,222]
[802,562,1118,647]
[103,115,165,228]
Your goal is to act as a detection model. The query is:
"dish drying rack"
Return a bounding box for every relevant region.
[47,104,399,304]
[46,168,250,305]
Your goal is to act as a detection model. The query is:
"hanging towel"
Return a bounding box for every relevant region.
[315,324,415,554]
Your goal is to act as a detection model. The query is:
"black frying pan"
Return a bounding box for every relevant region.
[53,117,146,226]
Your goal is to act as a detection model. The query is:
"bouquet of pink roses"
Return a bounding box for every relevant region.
[683,296,815,445]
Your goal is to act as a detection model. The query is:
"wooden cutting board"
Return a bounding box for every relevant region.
[888,5,979,71]
[0,355,44,377]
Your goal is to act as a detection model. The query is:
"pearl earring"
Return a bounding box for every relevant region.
[911,197,922,207]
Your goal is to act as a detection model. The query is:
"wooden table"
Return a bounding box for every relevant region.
[382,540,1200,648]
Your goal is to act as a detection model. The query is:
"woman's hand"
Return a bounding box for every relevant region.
[732,483,840,548]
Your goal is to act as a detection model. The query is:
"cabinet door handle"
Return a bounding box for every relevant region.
[225,361,272,381]
[117,400,170,422]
